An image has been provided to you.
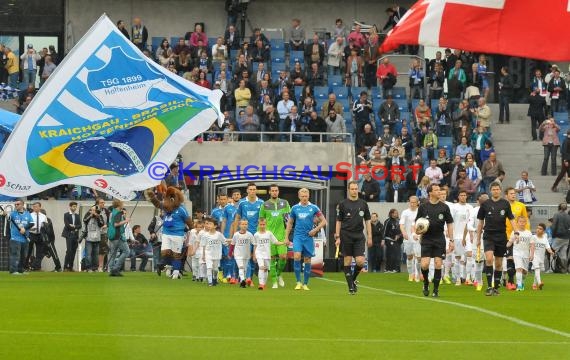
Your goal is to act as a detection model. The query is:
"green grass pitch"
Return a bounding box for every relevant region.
[1,271,569,359]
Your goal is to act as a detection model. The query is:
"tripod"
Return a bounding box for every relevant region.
[239,9,254,42]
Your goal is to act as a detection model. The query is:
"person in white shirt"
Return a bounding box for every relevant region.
[211,37,228,62]
[199,218,229,286]
[451,191,474,285]
[466,193,488,291]
[253,218,285,290]
[399,196,421,282]
[189,220,204,281]
[425,159,443,184]
[529,223,555,290]
[27,202,48,271]
[231,219,254,288]
[506,216,533,291]
[439,187,454,284]
[327,37,344,75]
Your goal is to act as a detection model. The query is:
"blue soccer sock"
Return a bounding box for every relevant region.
[294,260,302,282]
[303,262,311,285]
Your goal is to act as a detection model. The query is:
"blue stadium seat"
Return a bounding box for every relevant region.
[400,111,411,123]
[343,111,353,123]
[438,136,453,150]
[431,98,439,109]
[270,39,285,51]
[395,99,409,113]
[212,62,222,73]
[333,86,349,99]
[208,37,217,46]
[290,50,304,64]
[337,98,350,113]
[559,125,570,144]
[171,37,181,47]
[151,37,165,52]
[271,69,282,81]
[314,86,330,100]
[554,112,568,125]
[372,87,383,102]
[271,62,286,72]
[294,86,303,101]
[392,87,407,100]
[328,75,343,88]
[411,99,420,112]
[271,50,286,63]
[230,49,239,60]
[351,87,368,101]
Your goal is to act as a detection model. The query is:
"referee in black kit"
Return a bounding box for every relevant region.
[415,184,454,297]
[335,181,372,295]
[476,183,515,296]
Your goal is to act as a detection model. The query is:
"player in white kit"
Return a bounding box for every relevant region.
[529,223,555,290]
[188,220,204,281]
[400,196,421,282]
[253,218,285,290]
[451,191,474,286]
[439,186,454,284]
[506,216,532,291]
[467,193,488,291]
[231,219,254,288]
[199,218,228,286]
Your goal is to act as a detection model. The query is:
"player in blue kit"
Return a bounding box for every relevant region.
[285,188,327,291]
[232,183,264,286]
[221,192,239,283]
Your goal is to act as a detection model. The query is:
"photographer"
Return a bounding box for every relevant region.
[383,208,402,273]
[96,198,111,272]
[83,205,105,272]
[128,225,149,272]
[38,209,62,272]
[26,202,47,271]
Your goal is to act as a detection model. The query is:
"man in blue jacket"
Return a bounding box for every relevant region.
[9,199,34,275]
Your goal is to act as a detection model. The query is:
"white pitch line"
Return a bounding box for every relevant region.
[0,330,567,345]
[318,278,570,339]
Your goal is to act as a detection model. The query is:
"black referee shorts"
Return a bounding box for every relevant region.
[483,232,507,258]
[420,239,446,259]
[340,230,366,257]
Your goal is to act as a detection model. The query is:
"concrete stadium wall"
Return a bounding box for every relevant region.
[65,0,414,48]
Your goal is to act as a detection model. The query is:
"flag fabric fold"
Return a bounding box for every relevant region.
[0,14,222,200]
[380,0,570,61]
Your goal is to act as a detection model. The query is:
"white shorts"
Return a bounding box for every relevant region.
[532,259,545,271]
[514,255,529,270]
[413,241,421,257]
[206,258,220,270]
[234,257,249,269]
[161,234,184,254]
[403,240,415,256]
[454,239,473,257]
[256,258,270,269]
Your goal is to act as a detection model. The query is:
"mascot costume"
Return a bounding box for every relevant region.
[145,186,193,279]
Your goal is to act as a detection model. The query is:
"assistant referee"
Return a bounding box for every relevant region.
[335,181,372,295]
[415,184,454,298]
[476,182,515,296]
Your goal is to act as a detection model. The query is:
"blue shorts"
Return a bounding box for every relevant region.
[292,237,315,258]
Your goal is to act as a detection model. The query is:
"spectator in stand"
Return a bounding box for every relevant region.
[386,174,405,203]
[416,176,430,201]
[414,98,432,129]
[425,159,443,185]
[250,28,270,51]
[325,109,346,142]
[446,72,463,114]
[117,20,130,39]
[435,98,451,136]
[477,54,490,100]
[376,58,398,97]
[131,17,148,51]
[173,38,191,56]
[428,62,445,104]
[40,55,56,88]
[224,25,240,50]
[498,66,514,124]
[528,89,547,141]
[300,96,316,126]
[408,59,425,99]
[322,93,343,118]
[332,18,348,43]
[369,139,387,161]
[196,70,211,89]
[234,79,251,119]
[345,47,364,87]
[367,25,380,48]
[238,105,260,141]
[380,125,395,151]
[252,39,269,64]
[455,168,477,202]
[256,79,273,106]
[20,44,41,88]
[189,24,208,48]
[455,136,473,161]
[423,127,438,161]
[539,118,560,176]
[467,63,483,92]
[531,68,547,95]
[480,152,505,193]
[400,127,414,162]
[515,171,537,204]
[175,50,192,75]
[237,42,252,63]
[356,123,377,152]
[306,62,325,87]
[196,51,211,74]
[261,105,279,141]
[277,91,295,140]
[289,19,305,51]
[305,34,325,67]
[378,95,400,134]
[156,39,173,67]
[360,173,380,202]
[479,139,494,165]
[299,84,314,106]
[347,24,367,49]
[448,59,466,85]
[383,4,408,32]
[427,51,447,78]
[308,111,327,142]
[328,36,345,76]
[290,61,305,86]
[353,91,373,133]
[552,129,570,192]
[464,157,482,192]
[233,54,250,80]
[448,155,463,189]
[211,37,228,63]
[471,97,492,131]
[471,125,489,167]
[363,44,378,89]
[435,148,451,185]
[3,46,19,88]
[452,100,471,142]
[274,70,292,98]
[548,69,566,115]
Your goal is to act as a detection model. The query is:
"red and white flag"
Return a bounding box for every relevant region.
[380,0,570,61]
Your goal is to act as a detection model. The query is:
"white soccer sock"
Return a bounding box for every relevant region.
[444,257,452,277]
[465,257,474,281]
[406,258,414,275]
[453,260,460,280]
[534,269,541,285]
[200,263,206,279]
[259,270,267,285]
[475,262,484,283]
[516,271,523,286]
[415,258,421,277]
[207,268,213,284]
[239,268,245,281]
[460,262,466,280]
